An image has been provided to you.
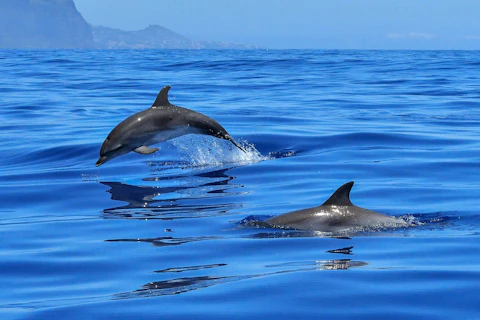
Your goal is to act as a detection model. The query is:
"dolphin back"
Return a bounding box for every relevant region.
[150,85,230,138]
[149,87,245,152]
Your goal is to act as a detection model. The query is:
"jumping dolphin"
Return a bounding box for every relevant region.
[265,181,408,232]
[96,86,245,166]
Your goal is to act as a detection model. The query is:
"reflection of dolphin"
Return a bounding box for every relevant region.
[106,236,219,247]
[96,85,245,166]
[101,181,190,207]
[101,168,235,207]
[100,168,240,220]
[114,256,367,299]
[115,275,238,299]
[319,259,368,270]
[265,181,407,232]
[327,246,354,255]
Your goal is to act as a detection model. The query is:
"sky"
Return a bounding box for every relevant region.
[75,0,480,49]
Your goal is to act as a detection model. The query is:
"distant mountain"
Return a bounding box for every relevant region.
[0,0,94,49]
[92,25,260,49]
[0,0,257,49]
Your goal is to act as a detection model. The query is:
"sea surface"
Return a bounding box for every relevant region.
[1,49,479,319]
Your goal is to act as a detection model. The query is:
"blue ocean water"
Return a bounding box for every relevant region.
[1,49,479,319]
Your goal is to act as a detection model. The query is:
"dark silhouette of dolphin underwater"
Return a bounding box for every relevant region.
[264,181,408,232]
[96,86,245,166]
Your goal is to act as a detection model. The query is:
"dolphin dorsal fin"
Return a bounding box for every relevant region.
[152,85,172,107]
[321,181,354,206]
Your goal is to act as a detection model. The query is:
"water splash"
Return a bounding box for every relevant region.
[171,135,268,167]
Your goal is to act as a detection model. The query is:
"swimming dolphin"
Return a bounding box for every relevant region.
[265,181,407,232]
[96,86,245,166]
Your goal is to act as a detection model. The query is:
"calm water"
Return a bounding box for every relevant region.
[1,50,479,319]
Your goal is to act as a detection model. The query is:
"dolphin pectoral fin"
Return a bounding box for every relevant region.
[134,146,159,155]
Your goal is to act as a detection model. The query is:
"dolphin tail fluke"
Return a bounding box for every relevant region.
[229,138,246,153]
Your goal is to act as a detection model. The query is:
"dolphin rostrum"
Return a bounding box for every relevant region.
[265,181,408,232]
[96,86,245,166]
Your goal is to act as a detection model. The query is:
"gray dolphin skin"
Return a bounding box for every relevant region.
[265,181,406,232]
[96,86,245,166]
